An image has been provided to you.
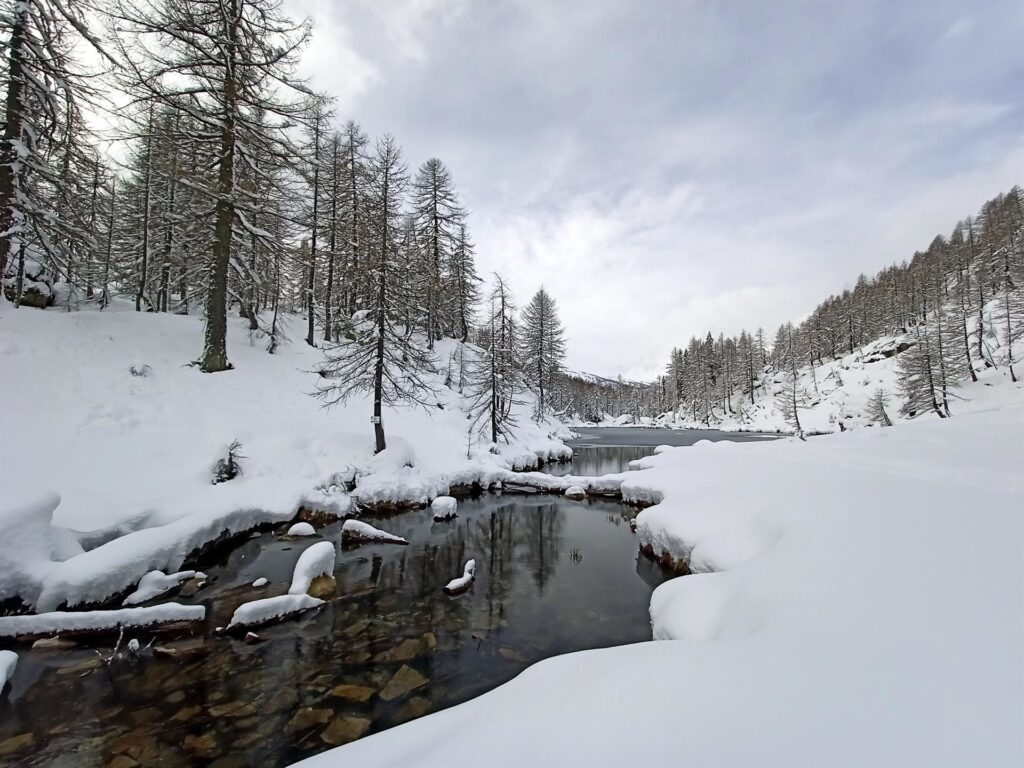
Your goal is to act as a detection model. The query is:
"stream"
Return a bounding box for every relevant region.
[0,428,766,766]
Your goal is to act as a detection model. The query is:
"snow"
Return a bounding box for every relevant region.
[0,306,569,610]
[251,577,268,588]
[288,541,336,596]
[564,485,586,498]
[0,604,206,639]
[431,496,457,521]
[298,379,1024,767]
[286,522,316,537]
[443,559,476,594]
[341,519,409,545]
[225,594,324,631]
[0,651,17,690]
[122,569,196,605]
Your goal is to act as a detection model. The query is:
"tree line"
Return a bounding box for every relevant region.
[0,0,567,451]
[558,187,1023,428]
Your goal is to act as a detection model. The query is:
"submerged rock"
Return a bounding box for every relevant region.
[396,696,432,723]
[379,664,428,702]
[375,637,424,663]
[285,707,333,734]
[307,574,337,600]
[183,732,219,759]
[328,683,376,703]
[320,716,372,746]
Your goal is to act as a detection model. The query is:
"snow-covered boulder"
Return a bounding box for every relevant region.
[0,493,84,608]
[564,485,587,500]
[286,522,316,537]
[431,496,458,521]
[288,541,336,596]
[122,569,197,606]
[443,559,476,595]
[341,520,409,545]
[0,651,17,691]
[2,258,54,308]
[225,594,324,632]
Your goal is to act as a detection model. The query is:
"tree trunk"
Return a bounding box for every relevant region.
[200,0,239,373]
[0,2,27,281]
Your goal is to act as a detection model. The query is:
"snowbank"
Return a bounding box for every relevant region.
[0,307,570,610]
[297,381,1024,767]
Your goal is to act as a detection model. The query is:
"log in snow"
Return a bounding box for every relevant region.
[288,541,336,595]
[225,594,324,632]
[443,559,476,595]
[431,496,458,521]
[0,604,206,641]
[341,519,409,545]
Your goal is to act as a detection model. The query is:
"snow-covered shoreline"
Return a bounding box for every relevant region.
[298,373,1024,767]
[0,306,572,611]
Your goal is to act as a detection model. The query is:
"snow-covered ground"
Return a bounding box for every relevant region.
[0,302,571,611]
[299,375,1024,767]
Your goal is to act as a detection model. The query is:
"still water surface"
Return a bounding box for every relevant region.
[548,426,777,475]
[0,494,668,767]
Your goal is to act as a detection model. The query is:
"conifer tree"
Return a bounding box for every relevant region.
[316,136,435,453]
[520,287,567,420]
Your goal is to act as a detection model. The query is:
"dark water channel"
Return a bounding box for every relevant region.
[0,493,670,766]
[547,426,778,476]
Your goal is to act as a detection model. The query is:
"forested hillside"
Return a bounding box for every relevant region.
[1,0,572,452]
[560,187,1023,431]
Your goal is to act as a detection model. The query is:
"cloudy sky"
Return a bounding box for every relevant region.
[289,0,1023,379]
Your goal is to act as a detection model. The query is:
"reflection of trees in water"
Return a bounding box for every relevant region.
[523,504,564,593]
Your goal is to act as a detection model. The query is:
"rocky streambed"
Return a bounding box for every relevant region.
[0,493,671,767]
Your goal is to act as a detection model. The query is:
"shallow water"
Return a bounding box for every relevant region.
[0,495,669,767]
[544,426,777,476]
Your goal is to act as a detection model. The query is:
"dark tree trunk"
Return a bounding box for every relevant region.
[0,3,27,281]
[200,0,239,373]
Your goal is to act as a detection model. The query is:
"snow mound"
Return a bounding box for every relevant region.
[0,493,83,607]
[252,577,268,588]
[443,559,476,595]
[431,496,458,521]
[226,594,324,631]
[0,604,205,639]
[122,569,196,606]
[286,522,316,537]
[564,485,587,499]
[341,520,409,545]
[288,541,336,596]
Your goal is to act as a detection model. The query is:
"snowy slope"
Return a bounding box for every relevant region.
[0,302,570,609]
[299,378,1024,767]
[659,299,1018,434]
